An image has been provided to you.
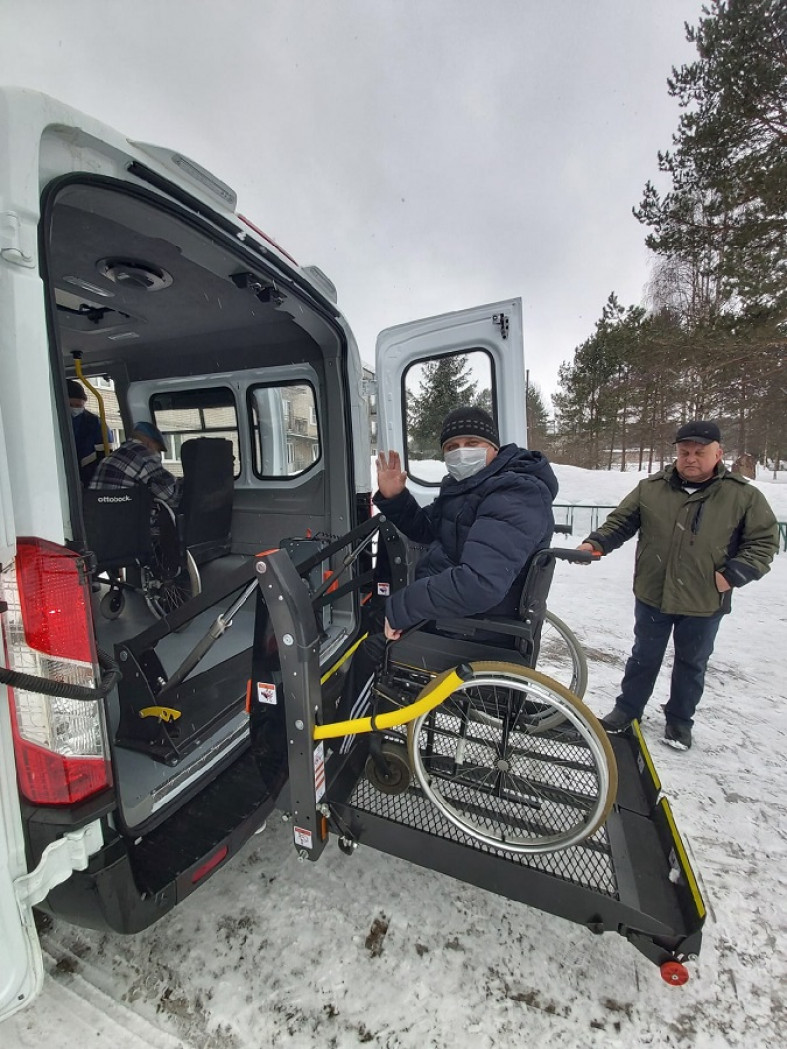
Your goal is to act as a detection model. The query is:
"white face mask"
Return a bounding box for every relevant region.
[444,446,488,481]
[70,406,85,417]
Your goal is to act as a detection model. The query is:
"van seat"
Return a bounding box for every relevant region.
[179,437,234,565]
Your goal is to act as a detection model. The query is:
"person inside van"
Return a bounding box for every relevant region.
[68,379,111,486]
[336,406,558,753]
[89,421,181,509]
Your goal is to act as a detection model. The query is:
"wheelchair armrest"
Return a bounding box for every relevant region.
[432,615,535,640]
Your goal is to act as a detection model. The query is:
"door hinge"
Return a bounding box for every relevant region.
[0,212,36,268]
[492,312,509,340]
[15,820,104,908]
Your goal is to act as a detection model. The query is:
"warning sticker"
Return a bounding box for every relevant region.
[294,826,313,849]
[257,682,277,705]
[377,582,391,596]
[314,742,326,802]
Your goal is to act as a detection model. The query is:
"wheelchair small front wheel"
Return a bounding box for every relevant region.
[365,738,411,795]
[407,661,617,854]
[100,589,125,620]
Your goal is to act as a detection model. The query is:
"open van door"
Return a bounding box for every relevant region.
[375,299,527,505]
[0,405,42,1022]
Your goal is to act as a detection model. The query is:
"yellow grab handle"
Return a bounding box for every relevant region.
[73,357,111,455]
[313,666,465,740]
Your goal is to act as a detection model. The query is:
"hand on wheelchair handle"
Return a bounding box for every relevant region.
[573,543,601,564]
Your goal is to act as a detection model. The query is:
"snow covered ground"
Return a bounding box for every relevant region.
[5,466,786,1049]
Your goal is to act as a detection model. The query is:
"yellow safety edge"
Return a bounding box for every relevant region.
[659,796,707,920]
[320,633,368,686]
[631,718,662,793]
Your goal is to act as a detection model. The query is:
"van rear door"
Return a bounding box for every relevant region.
[375,298,527,505]
[0,404,41,1022]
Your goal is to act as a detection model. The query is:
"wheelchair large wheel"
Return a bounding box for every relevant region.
[503,609,589,734]
[143,550,200,618]
[407,661,617,854]
[142,502,201,619]
[539,610,588,698]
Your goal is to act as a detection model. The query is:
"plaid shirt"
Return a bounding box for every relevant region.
[89,439,181,509]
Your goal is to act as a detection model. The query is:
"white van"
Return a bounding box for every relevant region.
[0,87,526,1020]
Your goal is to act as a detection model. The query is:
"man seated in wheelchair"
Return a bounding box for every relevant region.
[336,406,558,753]
[89,420,182,509]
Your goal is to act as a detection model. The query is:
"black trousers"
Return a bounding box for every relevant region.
[616,599,724,727]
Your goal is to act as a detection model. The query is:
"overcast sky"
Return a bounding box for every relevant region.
[1,0,702,403]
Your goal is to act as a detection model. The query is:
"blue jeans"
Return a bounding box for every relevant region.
[616,599,723,727]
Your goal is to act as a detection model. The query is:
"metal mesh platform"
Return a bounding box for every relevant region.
[347,775,619,898]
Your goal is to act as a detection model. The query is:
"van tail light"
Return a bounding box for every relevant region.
[0,537,112,805]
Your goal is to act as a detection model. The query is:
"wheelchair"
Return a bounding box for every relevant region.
[83,436,234,620]
[355,542,617,855]
[82,485,200,620]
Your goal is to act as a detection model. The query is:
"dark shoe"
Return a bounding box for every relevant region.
[661,722,692,751]
[599,707,634,734]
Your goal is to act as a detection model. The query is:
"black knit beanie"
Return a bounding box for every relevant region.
[439,407,500,449]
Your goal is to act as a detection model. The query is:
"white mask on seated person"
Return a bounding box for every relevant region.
[444,446,488,481]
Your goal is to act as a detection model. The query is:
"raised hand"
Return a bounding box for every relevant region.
[376,450,407,499]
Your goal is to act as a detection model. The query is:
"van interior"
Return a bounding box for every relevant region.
[45,176,362,837]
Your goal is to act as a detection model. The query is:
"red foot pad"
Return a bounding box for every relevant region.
[660,960,690,985]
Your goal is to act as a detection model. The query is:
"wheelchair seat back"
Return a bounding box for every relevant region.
[179,437,234,564]
[514,547,557,665]
[83,486,154,570]
[424,545,558,667]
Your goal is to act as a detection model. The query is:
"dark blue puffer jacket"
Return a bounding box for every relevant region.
[374,444,558,630]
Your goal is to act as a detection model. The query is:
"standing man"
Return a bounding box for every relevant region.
[68,379,111,486]
[578,420,778,751]
[337,406,558,750]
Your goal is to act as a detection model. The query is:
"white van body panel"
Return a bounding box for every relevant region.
[0,702,42,1022]
[0,398,41,1022]
[375,298,527,505]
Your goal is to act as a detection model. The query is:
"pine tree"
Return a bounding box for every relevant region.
[407,355,478,459]
[526,383,551,453]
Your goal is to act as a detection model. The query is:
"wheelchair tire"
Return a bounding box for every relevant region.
[407,661,617,855]
[143,550,201,620]
[540,610,588,699]
[99,589,125,620]
[142,501,202,620]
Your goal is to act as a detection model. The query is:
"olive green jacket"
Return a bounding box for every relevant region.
[584,464,779,616]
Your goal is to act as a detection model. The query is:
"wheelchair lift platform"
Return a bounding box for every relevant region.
[331,728,704,975]
[247,546,705,984]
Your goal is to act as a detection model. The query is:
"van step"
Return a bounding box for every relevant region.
[128,747,273,895]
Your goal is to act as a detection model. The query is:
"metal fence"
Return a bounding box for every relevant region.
[554,505,787,554]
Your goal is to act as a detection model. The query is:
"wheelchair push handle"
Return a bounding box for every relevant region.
[551,547,601,565]
[528,546,600,569]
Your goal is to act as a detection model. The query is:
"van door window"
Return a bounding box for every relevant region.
[403,349,495,485]
[150,387,239,477]
[249,382,320,477]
